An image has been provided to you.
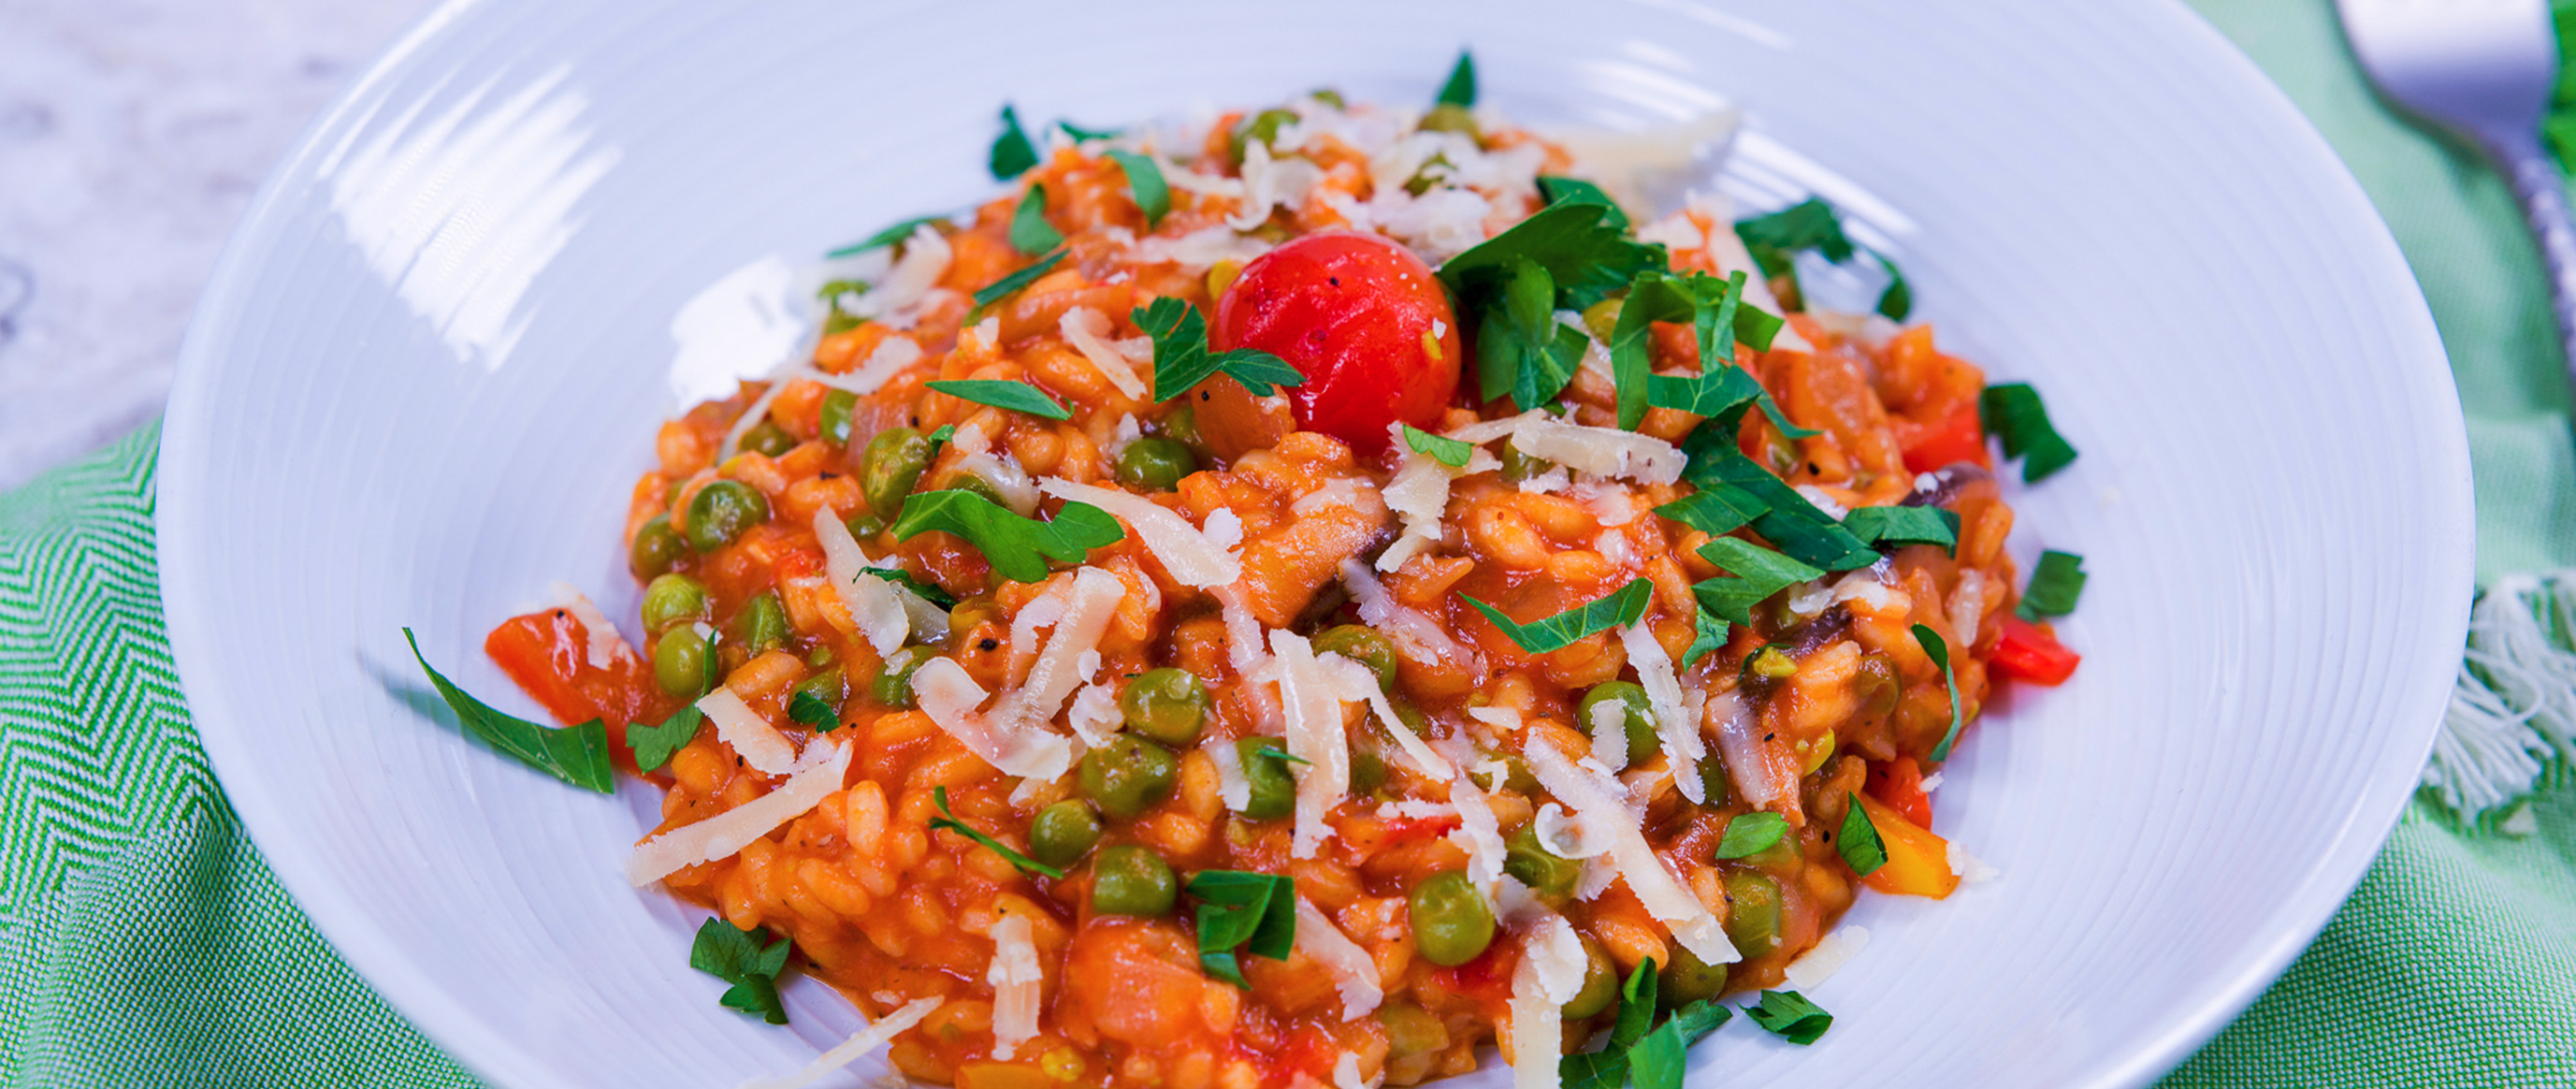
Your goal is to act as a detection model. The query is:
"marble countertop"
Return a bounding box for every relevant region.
[0,0,429,491]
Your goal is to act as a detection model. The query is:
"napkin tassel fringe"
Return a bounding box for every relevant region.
[2428,571,2576,819]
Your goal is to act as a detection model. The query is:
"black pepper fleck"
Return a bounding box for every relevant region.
[978,637,1000,651]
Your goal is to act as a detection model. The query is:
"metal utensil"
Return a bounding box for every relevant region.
[2339,0,2576,378]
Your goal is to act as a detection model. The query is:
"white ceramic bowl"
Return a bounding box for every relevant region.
[159,1,2472,1086]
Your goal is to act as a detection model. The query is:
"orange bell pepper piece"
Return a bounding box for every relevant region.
[1856,791,1961,899]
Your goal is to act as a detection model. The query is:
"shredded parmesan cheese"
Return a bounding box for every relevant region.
[813,506,907,655]
[1447,774,1508,895]
[734,995,944,1089]
[1320,653,1453,778]
[852,224,952,327]
[1586,700,1629,769]
[1523,740,1736,965]
[989,568,1124,736]
[1064,682,1122,748]
[1274,631,1350,859]
[546,582,627,668]
[1207,736,1252,812]
[1783,924,1869,990]
[697,686,797,777]
[841,334,925,394]
[1530,803,1609,860]
[1622,622,1707,804]
[1038,479,1242,588]
[1058,306,1151,400]
[1295,896,1383,1019]
[1340,559,1478,672]
[986,914,1043,1059]
[630,740,850,885]
[1509,914,1587,1089]
[910,657,1075,784]
[1444,411,1683,485]
[1949,840,2000,883]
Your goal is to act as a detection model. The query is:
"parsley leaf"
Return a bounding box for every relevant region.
[1436,51,1477,107]
[626,704,702,774]
[1683,609,1731,670]
[1402,425,1473,468]
[2018,549,2087,619]
[690,918,792,1024]
[1629,1000,1730,1089]
[1735,198,1855,274]
[889,490,1124,583]
[1745,990,1833,1045]
[1105,150,1171,228]
[1841,505,1961,553]
[926,379,1073,421]
[930,785,1064,879]
[970,248,1068,314]
[1916,623,1966,761]
[788,690,837,731]
[1058,120,1120,141]
[1874,251,1913,321]
[1464,577,1652,655]
[401,629,614,793]
[1440,201,1666,315]
[861,567,959,609]
[1560,959,1659,1089]
[1980,382,2077,483]
[1133,297,1306,400]
[1835,791,1887,876]
[1184,870,1297,987]
[1670,448,1877,572]
[1472,256,1584,412]
[826,213,948,258]
[1536,175,1628,229]
[1712,811,1789,859]
[1615,270,1790,433]
[990,103,1039,179]
[1690,537,1824,629]
[1009,184,1064,254]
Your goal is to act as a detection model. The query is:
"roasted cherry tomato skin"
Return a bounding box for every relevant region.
[1210,230,1461,455]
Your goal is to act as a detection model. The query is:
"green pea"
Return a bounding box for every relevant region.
[740,419,796,457]
[1562,937,1619,1020]
[1162,407,1202,448]
[1419,103,1482,141]
[1377,1002,1447,1057]
[1502,824,1580,903]
[1090,845,1176,916]
[1499,444,1553,484]
[1577,681,1659,770]
[1350,748,1389,796]
[1312,625,1399,690]
[1407,870,1496,966]
[860,427,933,518]
[1722,870,1784,957]
[1742,644,1798,683]
[1469,750,1538,794]
[819,389,860,447]
[1231,107,1300,163]
[846,511,887,542]
[792,666,845,711]
[630,515,687,580]
[1030,801,1104,868]
[687,481,770,552]
[1237,737,1297,820]
[1659,942,1730,1007]
[1700,755,1733,809]
[1080,734,1179,820]
[640,574,710,635]
[947,470,1006,507]
[1114,437,1198,492]
[653,627,716,697]
[1120,668,1209,745]
[871,646,937,709]
[734,591,789,655]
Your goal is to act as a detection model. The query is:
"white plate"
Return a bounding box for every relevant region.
[158,0,2472,1086]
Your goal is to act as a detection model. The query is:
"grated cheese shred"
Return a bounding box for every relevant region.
[629,740,850,886]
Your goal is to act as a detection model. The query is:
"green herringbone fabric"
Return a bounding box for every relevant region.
[0,423,479,1088]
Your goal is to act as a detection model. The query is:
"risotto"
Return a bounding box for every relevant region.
[434,59,2086,1089]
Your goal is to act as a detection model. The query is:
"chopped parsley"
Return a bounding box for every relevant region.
[1440,201,1667,315]
[2018,549,2087,619]
[1133,297,1306,400]
[1744,990,1833,1045]
[689,918,791,1024]
[1979,382,2078,483]
[1464,576,1653,655]
[401,628,613,793]
[889,490,1124,584]
[625,704,702,774]
[1712,810,1789,860]
[1668,448,1875,572]
[1683,609,1731,670]
[1835,791,1887,877]
[1105,150,1170,228]
[787,690,837,731]
[825,213,948,258]
[1471,256,1588,412]
[1874,252,1914,321]
[930,785,1064,879]
[1009,184,1063,254]
[1841,505,1961,553]
[969,248,1068,314]
[1057,119,1119,141]
[1184,870,1297,987]
[1536,175,1628,229]
[1734,196,1909,321]
[1616,270,1791,433]
[1689,537,1823,630]
[1916,623,1967,762]
[926,379,1073,421]
[1436,51,1477,108]
[1401,424,1474,468]
[989,103,1039,179]
[1559,959,1731,1089]
[860,566,958,609]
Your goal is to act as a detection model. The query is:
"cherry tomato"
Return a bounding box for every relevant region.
[1208,230,1461,455]
[1992,617,2081,685]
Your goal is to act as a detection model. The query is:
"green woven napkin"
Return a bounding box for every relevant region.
[4,1,2575,1084]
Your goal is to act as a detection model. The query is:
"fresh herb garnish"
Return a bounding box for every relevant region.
[690,918,791,1024]
[1464,577,1653,655]
[1874,252,1914,321]
[930,785,1064,879]
[1559,959,1731,1089]
[861,566,959,609]
[401,629,614,793]
[1613,269,1790,433]
[1734,196,1909,321]
[970,248,1068,314]
[788,690,837,731]
[1057,120,1120,141]
[2018,549,2087,619]
[1835,791,1887,876]
[1683,609,1731,670]
[1105,150,1171,228]
[1916,623,1966,762]
[1665,448,1875,572]
[1745,990,1833,1045]
[1440,201,1667,316]
[889,490,1124,584]
[1436,51,1477,107]
[1689,537,1824,629]
[1980,382,2077,483]
[626,704,702,774]
[1133,297,1306,400]
[1009,184,1064,254]
[927,424,958,445]
[1841,505,1961,553]
[1712,811,1789,860]
[1630,999,1730,1089]
[826,213,948,258]
[1536,175,1628,229]
[1401,425,1474,468]
[1470,256,1589,412]
[990,103,1039,179]
[1184,870,1297,987]
[1245,746,1311,768]
[926,379,1073,421]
